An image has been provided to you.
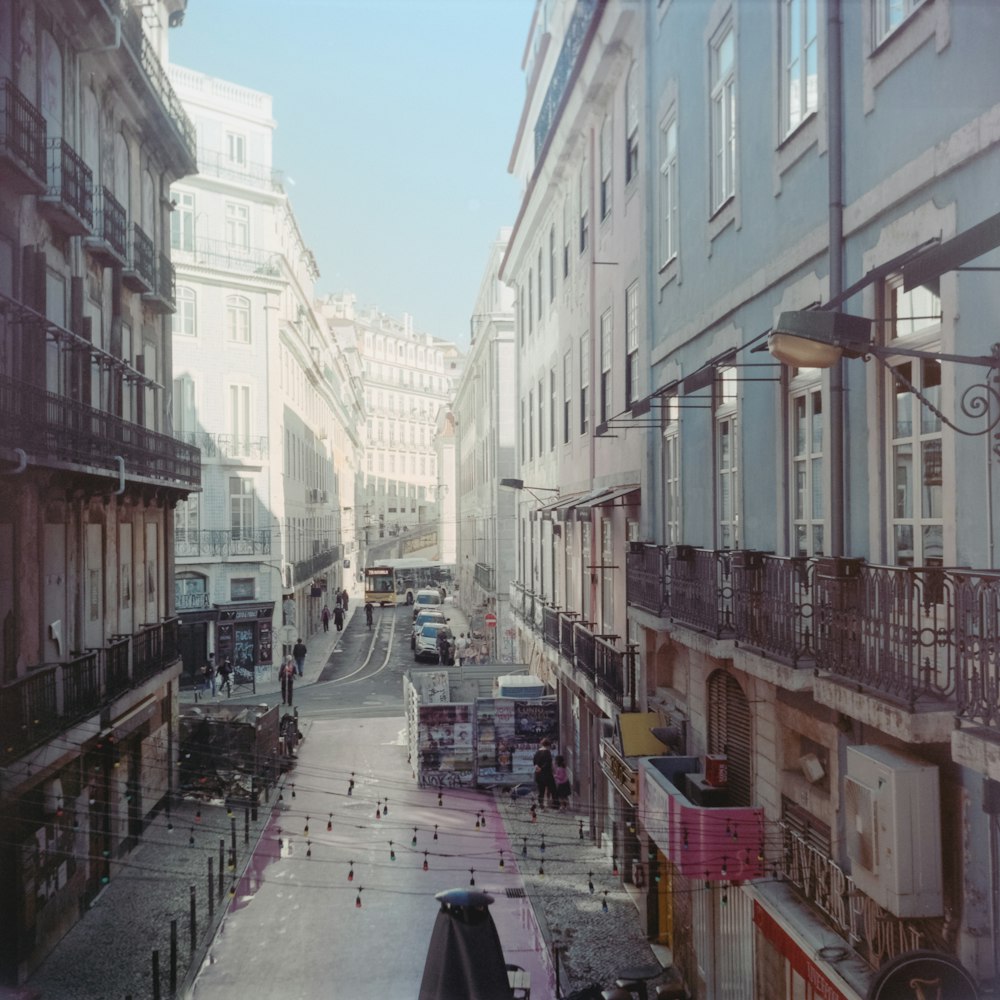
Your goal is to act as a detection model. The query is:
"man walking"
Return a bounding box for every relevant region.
[292,637,307,677]
[321,604,331,632]
[279,655,295,706]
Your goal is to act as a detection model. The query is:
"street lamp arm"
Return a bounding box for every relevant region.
[862,341,1000,369]
[871,349,1000,442]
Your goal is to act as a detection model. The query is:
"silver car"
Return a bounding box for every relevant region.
[414,623,450,662]
[411,609,449,648]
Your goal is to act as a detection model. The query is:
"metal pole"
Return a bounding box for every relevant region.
[230,816,237,870]
[218,839,224,896]
[244,807,250,845]
[152,950,161,1000]
[169,920,177,994]
[189,885,196,953]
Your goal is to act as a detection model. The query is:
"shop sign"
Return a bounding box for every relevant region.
[867,951,978,1000]
[600,738,638,804]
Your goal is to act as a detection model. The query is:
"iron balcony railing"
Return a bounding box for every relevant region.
[0,622,179,763]
[172,237,281,277]
[294,548,339,585]
[89,186,128,260]
[195,148,285,192]
[0,76,46,185]
[178,431,269,462]
[560,612,579,660]
[0,372,201,487]
[152,250,175,307]
[669,547,735,638]
[573,622,597,683]
[626,543,669,618]
[594,635,625,707]
[174,527,279,558]
[129,222,156,288]
[542,605,560,647]
[474,561,495,594]
[42,138,94,229]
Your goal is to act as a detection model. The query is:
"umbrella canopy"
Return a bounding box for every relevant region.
[418,889,514,1000]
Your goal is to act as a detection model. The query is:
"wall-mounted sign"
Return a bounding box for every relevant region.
[867,951,977,1000]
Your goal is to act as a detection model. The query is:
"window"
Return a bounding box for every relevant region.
[226,131,247,166]
[562,196,570,278]
[231,577,255,600]
[710,24,736,211]
[791,383,824,556]
[229,477,254,540]
[580,333,590,435]
[601,517,614,631]
[625,282,639,407]
[599,309,612,424]
[663,396,681,544]
[228,384,251,451]
[549,226,556,301]
[715,366,739,548]
[549,368,557,452]
[578,159,589,254]
[659,116,679,268]
[173,286,196,336]
[175,497,200,551]
[528,387,535,461]
[170,191,194,251]
[537,378,544,455]
[173,373,197,438]
[625,62,639,184]
[224,201,249,248]
[782,0,818,135]
[599,115,613,220]
[563,350,572,445]
[874,0,926,44]
[528,269,534,334]
[886,279,943,566]
[226,295,250,343]
[537,248,543,319]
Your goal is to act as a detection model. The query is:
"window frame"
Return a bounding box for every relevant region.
[599,114,613,221]
[715,365,739,549]
[659,113,679,271]
[599,308,613,424]
[781,0,819,138]
[625,61,640,186]
[789,376,825,557]
[710,21,737,213]
[662,396,681,545]
[625,282,639,407]
[225,294,251,344]
[224,200,250,249]
[580,332,590,436]
[173,285,196,337]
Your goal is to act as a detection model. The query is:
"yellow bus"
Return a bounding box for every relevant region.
[364,565,398,606]
[363,558,454,606]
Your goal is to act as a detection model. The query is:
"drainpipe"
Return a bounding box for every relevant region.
[828,0,845,559]
[113,456,126,495]
[1,448,27,475]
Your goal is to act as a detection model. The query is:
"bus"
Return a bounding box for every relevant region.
[363,558,454,606]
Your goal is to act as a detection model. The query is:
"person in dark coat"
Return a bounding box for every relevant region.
[292,638,307,677]
[321,604,331,632]
[532,738,558,808]
[279,655,295,706]
[333,604,345,632]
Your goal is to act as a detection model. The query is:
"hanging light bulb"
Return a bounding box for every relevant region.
[306,841,312,858]
[423,852,429,871]
[229,883,236,898]
[389,841,396,861]
[195,809,202,823]
[579,820,585,840]
[480,811,487,829]
[412,828,418,846]
[522,838,528,857]
[355,888,363,908]
[721,857,728,878]
[475,814,480,830]
[433,825,439,840]
[382,798,389,817]
[538,863,544,876]
[304,817,310,835]
[348,775,355,796]
[540,836,546,854]
[227,803,233,818]
[588,872,595,894]
[498,852,505,870]
[348,861,354,882]
[437,792,443,807]
[189,828,195,847]
[469,869,476,886]
[327,814,333,832]
[291,783,296,798]
[375,800,382,820]
[602,892,609,913]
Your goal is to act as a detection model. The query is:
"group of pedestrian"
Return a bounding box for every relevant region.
[533,738,572,810]
[200,656,233,697]
[321,589,350,633]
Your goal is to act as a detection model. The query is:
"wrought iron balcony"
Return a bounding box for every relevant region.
[195,147,285,192]
[559,612,579,660]
[640,756,766,882]
[542,605,561,647]
[594,635,625,706]
[172,237,281,277]
[124,223,156,292]
[143,250,175,313]
[0,623,178,764]
[0,371,200,487]
[39,138,93,234]
[573,621,596,682]
[474,561,495,594]
[626,542,669,618]
[85,186,128,265]
[668,547,735,638]
[293,547,339,584]
[177,431,269,463]
[0,76,46,192]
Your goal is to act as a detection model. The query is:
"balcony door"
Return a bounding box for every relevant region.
[119,524,133,637]
[85,524,104,651]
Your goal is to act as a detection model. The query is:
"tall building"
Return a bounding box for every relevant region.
[324,294,462,563]
[507,1,1000,996]
[452,229,517,647]
[168,67,363,674]
[0,0,197,982]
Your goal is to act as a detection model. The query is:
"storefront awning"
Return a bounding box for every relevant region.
[572,484,641,511]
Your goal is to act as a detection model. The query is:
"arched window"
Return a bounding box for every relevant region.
[706,669,752,807]
[226,295,250,343]
[114,133,130,211]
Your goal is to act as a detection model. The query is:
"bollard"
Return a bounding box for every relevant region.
[218,839,224,896]
[189,885,196,953]
[169,919,177,994]
[244,807,249,845]
[152,950,161,1000]
[251,778,258,821]
[230,816,237,872]
[208,856,214,919]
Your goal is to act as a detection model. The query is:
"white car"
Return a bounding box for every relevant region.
[412,588,444,619]
[411,609,449,648]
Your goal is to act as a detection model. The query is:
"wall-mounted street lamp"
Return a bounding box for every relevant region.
[768,309,1000,440]
[499,478,560,504]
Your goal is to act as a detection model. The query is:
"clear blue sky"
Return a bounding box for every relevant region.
[170,0,534,347]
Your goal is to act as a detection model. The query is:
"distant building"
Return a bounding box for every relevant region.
[452,230,517,643]
[167,67,363,671]
[324,294,462,563]
[0,0,197,983]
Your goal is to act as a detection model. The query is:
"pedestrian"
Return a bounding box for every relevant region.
[341,588,349,611]
[202,657,216,697]
[333,603,344,632]
[436,628,450,665]
[456,632,469,666]
[334,593,343,612]
[279,655,295,706]
[365,601,374,629]
[554,755,571,810]
[217,658,233,697]
[292,637,307,677]
[533,738,558,808]
[321,604,331,632]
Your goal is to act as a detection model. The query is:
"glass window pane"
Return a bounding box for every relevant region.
[811,392,822,451]
[894,444,913,517]
[812,525,824,556]
[894,524,914,566]
[922,440,942,516]
[893,363,913,436]
[922,524,943,566]
[794,396,806,455]
[920,359,942,433]
[811,458,823,517]
[794,467,805,518]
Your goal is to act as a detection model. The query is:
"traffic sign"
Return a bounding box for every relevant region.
[484,612,498,628]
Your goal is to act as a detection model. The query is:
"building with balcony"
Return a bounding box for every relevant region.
[167,67,363,675]
[452,230,517,641]
[507,1,1000,997]
[0,0,198,983]
[323,294,463,555]
[502,0,648,883]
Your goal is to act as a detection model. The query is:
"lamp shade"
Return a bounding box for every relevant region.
[767,331,843,368]
[768,310,873,368]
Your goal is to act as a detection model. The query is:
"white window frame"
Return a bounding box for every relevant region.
[600,517,614,631]
[224,201,249,249]
[578,159,589,254]
[781,0,818,137]
[710,22,737,212]
[228,384,251,452]
[715,366,739,549]
[659,114,679,270]
[625,282,639,407]
[662,397,681,545]
[563,349,572,445]
[226,294,251,344]
[173,286,196,337]
[873,0,926,45]
[170,190,194,251]
[599,115,613,220]
[625,61,639,185]
[226,131,247,166]
[580,332,590,435]
[599,309,613,424]
[790,378,825,556]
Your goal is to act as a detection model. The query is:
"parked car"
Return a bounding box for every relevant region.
[412,588,444,619]
[414,623,451,662]
[411,609,449,648]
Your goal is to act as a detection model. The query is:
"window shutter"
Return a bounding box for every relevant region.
[707,671,752,807]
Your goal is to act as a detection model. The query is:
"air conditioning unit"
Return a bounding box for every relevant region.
[844,745,942,918]
[320,490,328,503]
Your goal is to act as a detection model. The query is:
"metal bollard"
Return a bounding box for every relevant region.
[244,807,249,845]
[169,919,177,994]
[189,885,196,953]
[218,839,224,896]
[152,950,161,1000]
[207,857,214,919]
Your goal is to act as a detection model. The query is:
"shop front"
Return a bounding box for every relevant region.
[214,603,275,685]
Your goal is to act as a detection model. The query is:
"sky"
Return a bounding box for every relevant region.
[169,0,535,348]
